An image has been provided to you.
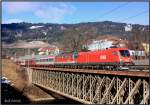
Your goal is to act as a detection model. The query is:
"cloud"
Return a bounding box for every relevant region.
[3,2,76,23]
[3,19,23,24]
[3,2,39,14]
[35,3,76,22]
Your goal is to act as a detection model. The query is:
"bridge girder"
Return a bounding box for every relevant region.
[31,69,149,104]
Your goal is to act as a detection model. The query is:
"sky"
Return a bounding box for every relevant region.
[2,2,149,25]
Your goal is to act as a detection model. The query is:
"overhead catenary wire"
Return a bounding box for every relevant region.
[99,2,130,19]
[97,2,148,24]
[120,10,148,22]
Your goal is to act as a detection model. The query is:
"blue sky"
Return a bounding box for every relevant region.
[2,2,149,25]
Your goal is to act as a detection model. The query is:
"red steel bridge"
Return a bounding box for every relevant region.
[26,66,149,104]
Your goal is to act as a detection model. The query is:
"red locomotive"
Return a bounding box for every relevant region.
[15,47,134,70]
[55,47,133,69]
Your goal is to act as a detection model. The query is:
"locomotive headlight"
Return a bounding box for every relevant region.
[120,58,122,61]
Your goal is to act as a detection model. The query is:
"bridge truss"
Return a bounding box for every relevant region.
[31,68,149,104]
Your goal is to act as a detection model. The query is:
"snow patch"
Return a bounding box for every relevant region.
[29,41,45,45]
[49,27,52,30]
[29,25,44,29]
[60,26,66,30]
[42,31,47,35]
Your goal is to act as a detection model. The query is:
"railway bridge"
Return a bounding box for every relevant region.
[27,67,149,104]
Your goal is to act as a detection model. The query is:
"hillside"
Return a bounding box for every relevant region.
[2,21,149,44]
[2,21,149,55]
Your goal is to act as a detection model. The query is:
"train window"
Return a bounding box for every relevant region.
[120,50,130,57]
[66,55,71,58]
[65,55,68,58]
[113,51,118,56]
[48,59,53,62]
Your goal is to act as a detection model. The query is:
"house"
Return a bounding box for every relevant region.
[38,46,60,55]
[87,40,114,51]
[142,43,149,56]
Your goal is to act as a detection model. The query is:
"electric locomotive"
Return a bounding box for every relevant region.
[55,47,134,70]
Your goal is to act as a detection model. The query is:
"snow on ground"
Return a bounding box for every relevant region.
[29,26,44,29]
[2,41,51,48]
[18,41,50,48]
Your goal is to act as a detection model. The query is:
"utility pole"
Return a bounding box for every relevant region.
[15,52,17,62]
[28,48,30,68]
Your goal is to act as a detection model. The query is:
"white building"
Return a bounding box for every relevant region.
[38,46,60,56]
[87,40,114,51]
[129,50,145,56]
[125,24,132,32]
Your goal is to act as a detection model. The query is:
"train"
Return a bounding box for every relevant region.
[15,47,134,70]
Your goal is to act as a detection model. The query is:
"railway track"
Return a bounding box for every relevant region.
[23,64,149,71]
[128,65,149,71]
[22,64,150,78]
[30,66,149,78]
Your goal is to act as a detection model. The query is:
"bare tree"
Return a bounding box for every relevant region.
[131,27,144,50]
[62,28,90,52]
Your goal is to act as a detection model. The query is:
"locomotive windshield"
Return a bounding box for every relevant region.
[119,50,130,57]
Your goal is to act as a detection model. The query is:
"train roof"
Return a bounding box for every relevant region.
[79,47,129,54]
[18,54,55,60]
[34,55,55,60]
[55,47,129,56]
[56,53,73,56]
[18,55,32,60]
